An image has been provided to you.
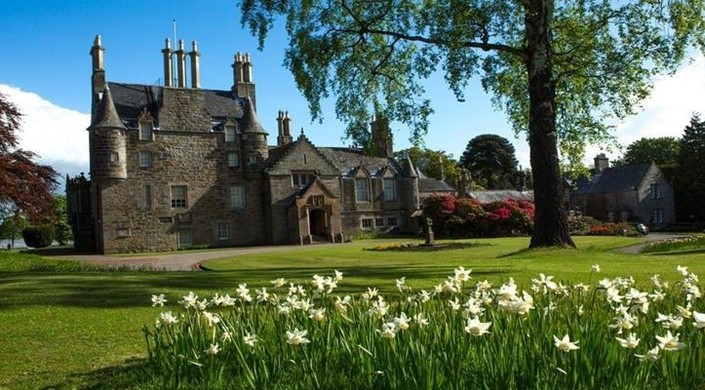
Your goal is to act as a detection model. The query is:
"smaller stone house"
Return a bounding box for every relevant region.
[571,154,676,226]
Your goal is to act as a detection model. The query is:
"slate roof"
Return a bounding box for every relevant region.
[91,87,126,130]
[318,147,401,177]
[107,82,244,126]
[418,178,455,193]
[468,190,534,203]
[575,164,651,194]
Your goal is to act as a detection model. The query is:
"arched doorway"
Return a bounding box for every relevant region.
[309,208,327,236]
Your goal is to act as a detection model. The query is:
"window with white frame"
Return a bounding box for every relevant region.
[355,178,370,202]
[217,223,229,241]
[387,217,398,226]
[383,178,397,201]
[225,125,237,142]
[139,151,152,167]
[171,185,187,208]
[230,185,246,209]
[651,183,662,199]
[227,152,240,167]
[361,218,373,229]
[139,121,152,141]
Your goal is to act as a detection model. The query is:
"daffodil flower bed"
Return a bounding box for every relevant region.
[642,234,705,253]
[144,266,705,389]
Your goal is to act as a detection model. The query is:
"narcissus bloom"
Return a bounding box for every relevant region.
[554,334,580,352]
[615,333,640,349]
[271,277,287,288]
[592,264,601,273]
[286,328,310,346]
[243,333,257,347]
[655,331,685,351]
[465,317,491,337]
[179,291,198,309]
[693,311,705,329]
[635,346,660,362]
[309,307,326,322]
[151,294,167,307]
[394,312,411,331]
[205,343,221,355]
[158,311,178,325]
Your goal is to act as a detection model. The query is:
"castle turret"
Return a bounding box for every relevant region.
[276,110,293,146]
[88,87,127,181]
[232,53,256,110]
[371,115,393,158]
[241,96,269,171]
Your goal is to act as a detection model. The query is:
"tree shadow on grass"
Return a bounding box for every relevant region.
[41,358,150,390]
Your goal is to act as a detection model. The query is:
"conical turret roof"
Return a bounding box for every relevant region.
[240,96,267,134]
[402,156,418,178]
[91,87,126,130]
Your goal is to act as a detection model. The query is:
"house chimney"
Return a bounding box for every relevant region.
[594,153,609,174]
[161,38,173,87]
[90,35,106,122]
[90,35,104,71]
[277,110,293,146]
[176,39,186,88]
[189,40,200,89]
[232,52,257,110]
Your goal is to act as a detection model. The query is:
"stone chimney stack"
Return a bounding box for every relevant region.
[189,40,201,89]
[232,52,257,110]
[370,115,393,159]
[176,39,186,88]
[90,35,106,122]
[161,38,173,87]
[594,153,609,174]
[276,110,293,146]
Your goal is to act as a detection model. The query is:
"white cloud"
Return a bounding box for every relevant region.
[0,84,90,177]
[585,53,705,164]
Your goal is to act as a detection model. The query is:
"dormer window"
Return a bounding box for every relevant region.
[139,121,152,141]
[650,183,662,199]
[355,178,370,202]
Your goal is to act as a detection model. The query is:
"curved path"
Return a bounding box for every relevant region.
[48,243,341,271]
[613,232,689,254]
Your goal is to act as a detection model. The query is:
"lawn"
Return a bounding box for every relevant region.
[1,235,704,389]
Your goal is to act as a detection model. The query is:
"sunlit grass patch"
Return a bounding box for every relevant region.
[363,241,490,252]
[642,234,705,254]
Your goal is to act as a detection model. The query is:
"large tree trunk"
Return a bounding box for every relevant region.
[525,0,575,248]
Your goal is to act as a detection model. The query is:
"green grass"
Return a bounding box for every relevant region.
[642,234,705,254]
[1,236,704,388]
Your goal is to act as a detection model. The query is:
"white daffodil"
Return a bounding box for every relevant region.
[650,289,666,302]
[413,313,430,327]
[395,277,407,292]
[465,317,491,337]
[255,287,270,303]
[368,297,389,318]
[676,304,692,319]
[577,305,584,316]
[243,332,257,347]
[334,295,352,313]
[204,343,221,355]
[236,283,253,302]
[278,303,292,316]
[333,270,343,282]
[309,307,326,322]
[201,311,221,327]
[573,283,590,294]
[179,291,199,309]
[285,328,310,346]
[655,313,683,330]
[655,331,686,351]
[378,322,398,339]
[362,287,379,301]
[553,334,580,353]
[635,346,660,362]
[196,298,209,311]
[677,265,689,276]
[615,333,640,349]
[591,264,601,273]
[693,311,705,329]
[271,277,287,288]
[454,266,472,282]
[447,297,461,311]
[416,290,432,303]
[158,311,178,325]
[221,331,233,342]
[476,280,492,291]
[650,274,662,287]
[151,294,167,307]
[394,312,412,331]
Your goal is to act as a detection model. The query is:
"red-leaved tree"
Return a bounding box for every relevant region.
[0,91,58,223]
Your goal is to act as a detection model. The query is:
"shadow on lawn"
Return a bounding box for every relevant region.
[42,358,149,390]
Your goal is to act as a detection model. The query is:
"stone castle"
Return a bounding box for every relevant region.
[67,36,452,254]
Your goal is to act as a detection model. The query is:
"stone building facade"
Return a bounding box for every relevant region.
[66,36,426,253]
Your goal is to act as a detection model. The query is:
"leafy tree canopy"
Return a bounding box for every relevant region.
[617,137,680,166]
[394,146,460,186]
[0,91,58,223]
[459,134,518,190]
[240,0,705,248]
[676,113,705,221]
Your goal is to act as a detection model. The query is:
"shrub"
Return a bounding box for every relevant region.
[567,215,601,235]
[587,223,636,236]
[22,225,55,248]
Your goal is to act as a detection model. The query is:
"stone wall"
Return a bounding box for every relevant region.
[158,88,211,132]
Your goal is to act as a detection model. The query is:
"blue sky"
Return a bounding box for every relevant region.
[2,1,705,183]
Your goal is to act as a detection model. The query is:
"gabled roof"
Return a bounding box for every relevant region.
[575,164,652,194]
[318,147,401,177]
[286,177,338,206]
[418,178,455,193]
[90,87,126,130]
[265,133,340,174]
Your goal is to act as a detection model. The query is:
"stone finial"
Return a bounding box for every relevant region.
[90,34,105,71]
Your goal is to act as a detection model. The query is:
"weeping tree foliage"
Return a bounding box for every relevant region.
[240,0,705,248]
